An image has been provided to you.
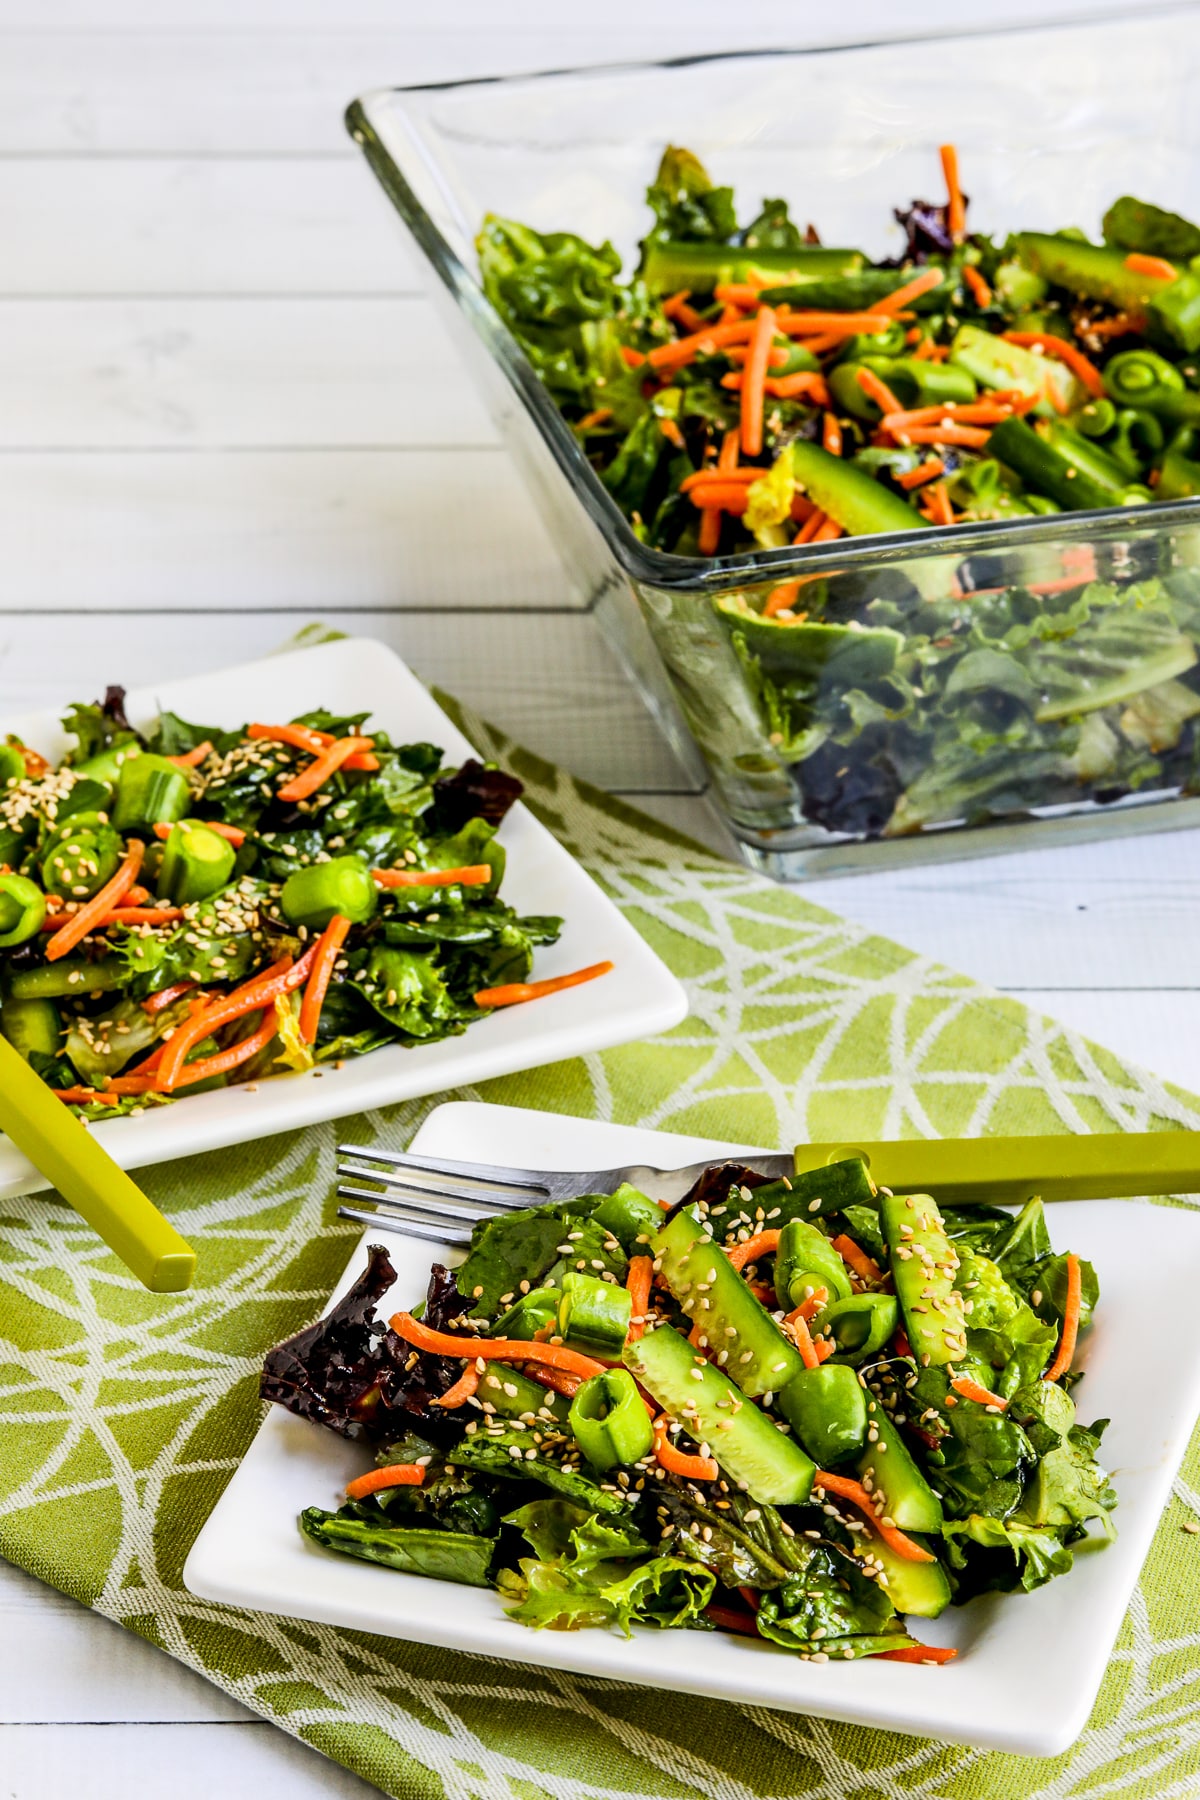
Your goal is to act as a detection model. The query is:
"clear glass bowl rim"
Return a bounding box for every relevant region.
[346,24,1200,599]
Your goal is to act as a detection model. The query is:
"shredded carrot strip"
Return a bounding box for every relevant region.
[877,267,945,316]
[434,1363,482,1409]
[787,1285,828,1326]
[950,1374,1008,1410]
[896,423,993,448]
[21,746,51,776]
[166,740,213,769]
[894,1325,913,1359]
[660,416,686,450]
[576,407,613,431]
[1124,252,1177,283]
[372,864,491,889]
[882,404,1013,431]
[53,1087,120,1107]
[247,722,377,771]
[764,581,803,619]
[95,906,184,927]
[698,426,739,554]
[662,290,706,332]
[940,144,966,242]
[823,411,842,456]
[794,507,827,545]
[1000,331,1105,399]
[726,1229,780,1273]
[152,818,246,848]
[812,515,844,542]
[877,1642,958,1664]
[522,1363,583,1399]
[814,1335,835,1364]
[474,960,613,1009]
[155,952,314,1091]
[647,318,753,370]
[298,913,351,1044]
[777,309,894,334]
[814,1471,936,1562]
[1044,1252,1082,1382]
[391,1312,606,1381]
[857,366,905,417]
[277,735,375,803]
[619,345,646,368]
[686,481,754,514]
[962,265,991,308]
[1087,310,1142,340]
[724,344,791,368]
[653,1415,719,1481]
[830,1233,884,1285]
[142,980,197,1015]
[789,1312,822,1370]
[740,305,776,457]
[897,457,946,489]
[713,281,768,309]
[923,482,956,528]
[45,839,144,962]
[625,1255,654,1344]
[680,466,759,492]
[345,1463,425,1500]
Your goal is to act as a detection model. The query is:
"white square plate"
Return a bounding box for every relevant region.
[0,642,686,1199]
[185,1101,1200,1756]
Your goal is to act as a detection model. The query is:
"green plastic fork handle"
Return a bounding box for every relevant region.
[791,1131,1200,1205]
[0,1034,195,1291]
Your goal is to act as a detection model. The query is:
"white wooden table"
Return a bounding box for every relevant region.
[1,1,1191,1792]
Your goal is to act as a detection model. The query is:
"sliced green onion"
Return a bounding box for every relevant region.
[568,1368,654,1470]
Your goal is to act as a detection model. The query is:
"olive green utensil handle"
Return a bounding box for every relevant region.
[792,1131,1200,1205]
[0,1035,195,1291]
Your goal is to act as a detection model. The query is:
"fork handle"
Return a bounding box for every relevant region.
[792,1131,1200,1205]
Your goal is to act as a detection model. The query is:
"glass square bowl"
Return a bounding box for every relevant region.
[347,14,1200,878]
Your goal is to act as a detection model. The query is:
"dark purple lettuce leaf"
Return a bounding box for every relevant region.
[891,199,957,263]
[102,685,135,735]
[260,1246,470,1442]
[662,1161,774,1225]
[428,759,523,833]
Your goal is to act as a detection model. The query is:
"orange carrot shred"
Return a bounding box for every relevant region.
[857,365,905,418]
[653,1415,718,1481]
[53,1087,120,1107]
[764,581,803,619]
[726,1229,780,1273]
[167,740,213,769]
[45,839,144,962]
[276,735,375,803]
[345,1463,425,1500]
[787,1285,828,1326]
[1124,252,1177,283]
[896,423,993,448]
[391,1312,606,1381]
[298,912,352,1045]
[1044,1252,1082,1382]
[474,960,613,1009]
[155,951,315,1091]
[625,1255,654,1344]
[577,407,613,431]
[142,980,197,1015]
[741,305,777,457]
[812,515,844,543]
[830,1233,884,1285]
[788,1312,822,1371]
[1000,331,1106,398]
[940,144,966,243]
[877,1643,958,1664]
[794,507,827,545]
[962,265,992,308]
[247,722,377,771]
[699,426,739,553]
[434,1363,482,1409]
[660,416,686,450]
[153,818,246,848]
[950,1374,1009,1410]
[876,267,944,314]
[822,410,843,456]
[814,1471,936,1562]
[372,864,491,889]
[897,457,946,489]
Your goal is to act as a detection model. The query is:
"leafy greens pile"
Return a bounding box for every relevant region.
[0,691,559,1111]
[263,1156,1114,1663]
[479,146,1200,838]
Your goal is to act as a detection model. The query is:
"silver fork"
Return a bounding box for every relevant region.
[335,1142,794,1246]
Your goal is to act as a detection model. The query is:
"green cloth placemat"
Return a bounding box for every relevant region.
[3,697,1200,1800]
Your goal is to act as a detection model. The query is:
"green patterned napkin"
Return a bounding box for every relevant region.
[3,696,1200,1800]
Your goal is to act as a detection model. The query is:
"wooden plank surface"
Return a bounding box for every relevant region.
[2,1,1193,1795]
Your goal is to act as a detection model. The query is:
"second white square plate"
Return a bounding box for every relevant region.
[185,1101,1200,1756]
[0,640,686,1199]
